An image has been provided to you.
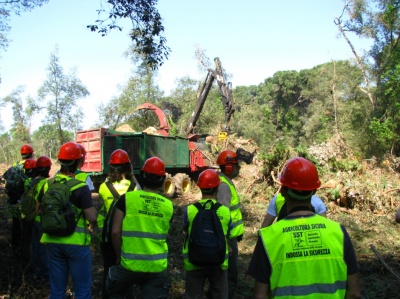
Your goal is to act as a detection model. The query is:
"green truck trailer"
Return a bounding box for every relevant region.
[75,127,213,197]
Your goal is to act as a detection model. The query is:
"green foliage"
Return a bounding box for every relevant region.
[0,86,32,142]
[364,116,396,157]
[87,0,169,69]
[327,157,360,172]
[369,117,395,145]
[0,132,20,164]
[328,186,341,201]
[259,143,292,182]
[37,48,89,145]
[294,145,318,164]
[31,124,73,159]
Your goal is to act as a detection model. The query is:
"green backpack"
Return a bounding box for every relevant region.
[41,177,85,236]
[20,176,44,221]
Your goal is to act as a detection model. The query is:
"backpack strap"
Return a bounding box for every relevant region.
[29,176,44,188]
[58,177,86,222]
[193,199,221,211]
[106,180,136,200]
[106,181,121,200]
[64,178,87,191]
[102,180,135,243]
[37,182,46,204]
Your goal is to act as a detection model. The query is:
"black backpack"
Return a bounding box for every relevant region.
[3,162,27,202]
[188,199,226,266]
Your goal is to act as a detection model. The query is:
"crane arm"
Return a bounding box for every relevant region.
[186,57,235,135]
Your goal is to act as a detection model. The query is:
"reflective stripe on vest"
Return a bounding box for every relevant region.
[182,198,231,271]
[120,190,173,273]
[259,215,347,298]
[219,176,244,238]
[40,174,90,246]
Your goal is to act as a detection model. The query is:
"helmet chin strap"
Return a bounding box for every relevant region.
[287,189,313,201]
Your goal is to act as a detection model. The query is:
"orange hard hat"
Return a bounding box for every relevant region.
[109,149,131,164]
[36,156,52,168]
[58,142,83,160]
[279,157,321,191]
[216,150,238,165]
[197,169,221,189]
[20,144,34,155]
[23,158,36,170]
[141,157,165,176]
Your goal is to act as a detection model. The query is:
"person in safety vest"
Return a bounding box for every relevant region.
[75,143,95,192]
[99,149,139,299]
[183,169,232,299]
[247,157,361,299]
[260,192,326,228]
[31,155,52,283]
[216,149,244,299]
[20,158,37,261]
[107,156,173,299]
[40,142,98,299]
[4,144,34,256]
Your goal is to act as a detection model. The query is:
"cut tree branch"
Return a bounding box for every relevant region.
[370,244,400,281]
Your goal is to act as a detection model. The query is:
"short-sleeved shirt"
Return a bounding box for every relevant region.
[247,214,359,284]
[69,183,93,210]
[266,194,326,217]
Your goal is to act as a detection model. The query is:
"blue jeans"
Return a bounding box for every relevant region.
[31,221,48,279]
[46,243,92,299]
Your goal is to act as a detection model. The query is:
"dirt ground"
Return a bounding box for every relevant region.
[1,163,400,298]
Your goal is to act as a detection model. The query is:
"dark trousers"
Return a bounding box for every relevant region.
[101,242,117,299]
[227,237,238,299]
[21,219,34,261]
[107,265,167,299]
[11,216,22,250]
[185,266,228,299]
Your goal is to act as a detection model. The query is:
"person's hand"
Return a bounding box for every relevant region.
[115,256,121,265]
[229,245,233,256]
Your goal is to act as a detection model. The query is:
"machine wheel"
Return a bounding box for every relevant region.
[174,173,192,196]
[163,174,176,198]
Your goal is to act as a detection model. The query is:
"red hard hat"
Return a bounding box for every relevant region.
[24,158,36,170]
[36,156,52,168]
[141,157,165,176]
[197,169,221,189]
[58,142,83,160]
[216,150,238,165]
[77,143,86,156]
[279,157,321,191]
[20,144,34,155]
[109,149,130,164]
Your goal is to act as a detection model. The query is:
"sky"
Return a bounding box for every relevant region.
[0,0,372,132]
